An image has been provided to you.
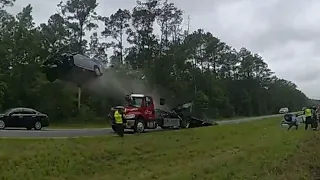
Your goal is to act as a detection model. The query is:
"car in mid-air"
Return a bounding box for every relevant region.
[0,107,49,130]
[43,52,105,82]
[279,107,289,114]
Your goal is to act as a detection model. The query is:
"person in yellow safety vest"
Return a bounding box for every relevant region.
[304,107,312,130]
[113,109,125,137]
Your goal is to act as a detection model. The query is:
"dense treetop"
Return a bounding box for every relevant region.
[0,0,311,122]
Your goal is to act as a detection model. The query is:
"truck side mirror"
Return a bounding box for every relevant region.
[160,98,165,105]
[125,95,130,102]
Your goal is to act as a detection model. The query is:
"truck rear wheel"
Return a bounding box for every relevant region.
[134,119,145,133]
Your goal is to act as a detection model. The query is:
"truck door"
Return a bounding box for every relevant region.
[144,96,156,128]
[145,96,155,119]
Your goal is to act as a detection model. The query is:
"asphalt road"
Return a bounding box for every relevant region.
[0,114,283,138]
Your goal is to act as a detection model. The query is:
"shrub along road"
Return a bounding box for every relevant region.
[0,114,284,138]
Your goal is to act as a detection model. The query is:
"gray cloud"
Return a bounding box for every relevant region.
[6,0,320,98]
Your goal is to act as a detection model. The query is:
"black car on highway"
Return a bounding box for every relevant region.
[0,108,49,130]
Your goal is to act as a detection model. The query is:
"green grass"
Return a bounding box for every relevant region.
[0,117,319,180]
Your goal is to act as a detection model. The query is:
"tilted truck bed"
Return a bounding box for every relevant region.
[155,108,218,128]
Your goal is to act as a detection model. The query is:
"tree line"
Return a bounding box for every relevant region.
[0,0,312,123]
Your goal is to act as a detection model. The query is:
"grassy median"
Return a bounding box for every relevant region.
[0,117,319,180]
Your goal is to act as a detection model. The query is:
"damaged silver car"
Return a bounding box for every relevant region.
[42,52,104,82]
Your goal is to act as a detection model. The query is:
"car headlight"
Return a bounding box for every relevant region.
[124,114,135,119]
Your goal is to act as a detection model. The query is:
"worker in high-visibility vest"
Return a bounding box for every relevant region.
[113,109,125,137]
[304,107,312,130]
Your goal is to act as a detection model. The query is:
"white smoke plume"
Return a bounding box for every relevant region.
[80,68,173,111]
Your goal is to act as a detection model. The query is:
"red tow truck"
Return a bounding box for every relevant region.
[109,93,217,133]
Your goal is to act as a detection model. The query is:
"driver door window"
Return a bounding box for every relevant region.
[9,110,21,116]
[21,110,35,115]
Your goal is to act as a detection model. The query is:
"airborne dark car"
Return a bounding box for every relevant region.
[0,108,49,130]
[42,52,104,82]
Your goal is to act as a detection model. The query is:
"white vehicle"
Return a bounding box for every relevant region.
[279,107,289,114]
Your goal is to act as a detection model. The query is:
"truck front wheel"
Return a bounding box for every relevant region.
[134,119,145,133]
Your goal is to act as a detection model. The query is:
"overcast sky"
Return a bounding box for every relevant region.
[7,0,320,98]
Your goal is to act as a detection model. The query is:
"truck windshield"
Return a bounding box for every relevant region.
[128,97,143,107]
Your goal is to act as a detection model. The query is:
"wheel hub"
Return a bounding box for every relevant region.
[137,122,144,132]
[35,122,41,129]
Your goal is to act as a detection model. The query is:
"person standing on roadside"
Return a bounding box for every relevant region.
[304,107,312,130]
[312,106,318,131]
[110,107,125,137]
[287,114,298,130]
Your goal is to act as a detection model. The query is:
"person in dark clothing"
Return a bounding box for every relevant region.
[287,114,298,130]
[312,107,318,130]
[304,107,312,130]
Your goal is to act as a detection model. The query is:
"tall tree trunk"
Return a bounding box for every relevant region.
[77,86,81,111]
[120,31,123,64]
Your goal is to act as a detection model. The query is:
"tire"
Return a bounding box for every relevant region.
[93,66,101,76]
[0,120,5,129]
[34,121,42,130]
[134,119,145,133]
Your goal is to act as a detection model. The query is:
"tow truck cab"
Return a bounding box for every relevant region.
[110,94,217,133]
[123,94,158,131]
[111,93,176,133]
